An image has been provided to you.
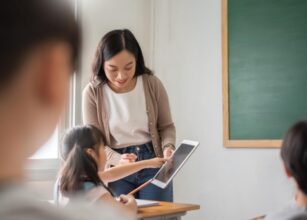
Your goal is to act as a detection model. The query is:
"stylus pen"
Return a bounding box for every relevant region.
[127,179,153,196]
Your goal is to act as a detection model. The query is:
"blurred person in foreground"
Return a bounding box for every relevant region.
[0,0,132,219]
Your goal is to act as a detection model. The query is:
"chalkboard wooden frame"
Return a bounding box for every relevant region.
[222,0,282,148]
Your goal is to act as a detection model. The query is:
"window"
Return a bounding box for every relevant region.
[26,1,78,182]
[30,128,59,159]
[26,75,78,181]
[29,72,77,160]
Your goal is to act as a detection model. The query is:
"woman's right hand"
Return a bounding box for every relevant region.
[144,157,167,168]
[119,194,137,212]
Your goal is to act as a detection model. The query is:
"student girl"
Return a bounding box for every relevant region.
[59,125,166,214]
[82,29,176,201]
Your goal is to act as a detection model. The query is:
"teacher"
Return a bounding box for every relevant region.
[82,29,175,201]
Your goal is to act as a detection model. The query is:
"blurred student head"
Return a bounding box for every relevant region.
[281,120,307,195]
[0,0,80,179]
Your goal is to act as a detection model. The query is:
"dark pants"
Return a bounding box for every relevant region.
[109,142,173,202]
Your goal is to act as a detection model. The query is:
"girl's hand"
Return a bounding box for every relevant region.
[119,194,137,212]
[163,146,174,159]
[119,153,137,164]
[145,157,167,168]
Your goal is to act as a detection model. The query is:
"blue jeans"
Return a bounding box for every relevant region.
[109,142,173,202]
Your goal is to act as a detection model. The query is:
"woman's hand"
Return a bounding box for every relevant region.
[163,146,174,159]
[118,194,137,212]
[119,153,137,164]
[144,157,167,168]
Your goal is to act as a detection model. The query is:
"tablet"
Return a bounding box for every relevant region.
[151,140,199,189]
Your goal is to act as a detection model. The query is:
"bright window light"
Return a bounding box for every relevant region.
[30,128,59,159]
[28,0,77,161]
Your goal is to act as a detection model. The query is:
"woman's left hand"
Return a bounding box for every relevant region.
[163,146,174,159]
[119,153,137,164]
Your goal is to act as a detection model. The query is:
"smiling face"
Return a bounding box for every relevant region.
[104,49,136,93]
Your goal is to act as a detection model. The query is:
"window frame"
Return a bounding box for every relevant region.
[26,72,79,181]
[26,0,80,182]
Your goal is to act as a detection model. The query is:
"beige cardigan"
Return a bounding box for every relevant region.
[82,74,176,166]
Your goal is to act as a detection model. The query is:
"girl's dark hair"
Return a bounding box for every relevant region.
[0,0,80,88]
[92,29,152,83]
[60,125,112,197]
[281,120,307,194]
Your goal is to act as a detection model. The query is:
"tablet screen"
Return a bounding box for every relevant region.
[153,142,197,185]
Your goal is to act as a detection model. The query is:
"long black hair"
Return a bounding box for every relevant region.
[92,29,152,84]
[281,120,307,194]
[60,125,113,197]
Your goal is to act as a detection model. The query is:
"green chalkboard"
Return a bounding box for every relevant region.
[223,0,307,147]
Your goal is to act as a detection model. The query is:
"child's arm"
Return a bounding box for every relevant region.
[98,193,137,215]
[99,157,166,184]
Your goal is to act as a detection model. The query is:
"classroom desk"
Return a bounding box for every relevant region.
[137,201,200,220]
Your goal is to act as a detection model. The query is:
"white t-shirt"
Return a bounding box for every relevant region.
[103,76,151,148]
[0,184,131,220]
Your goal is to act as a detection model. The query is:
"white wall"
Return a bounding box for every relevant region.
[152,0,293,219]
